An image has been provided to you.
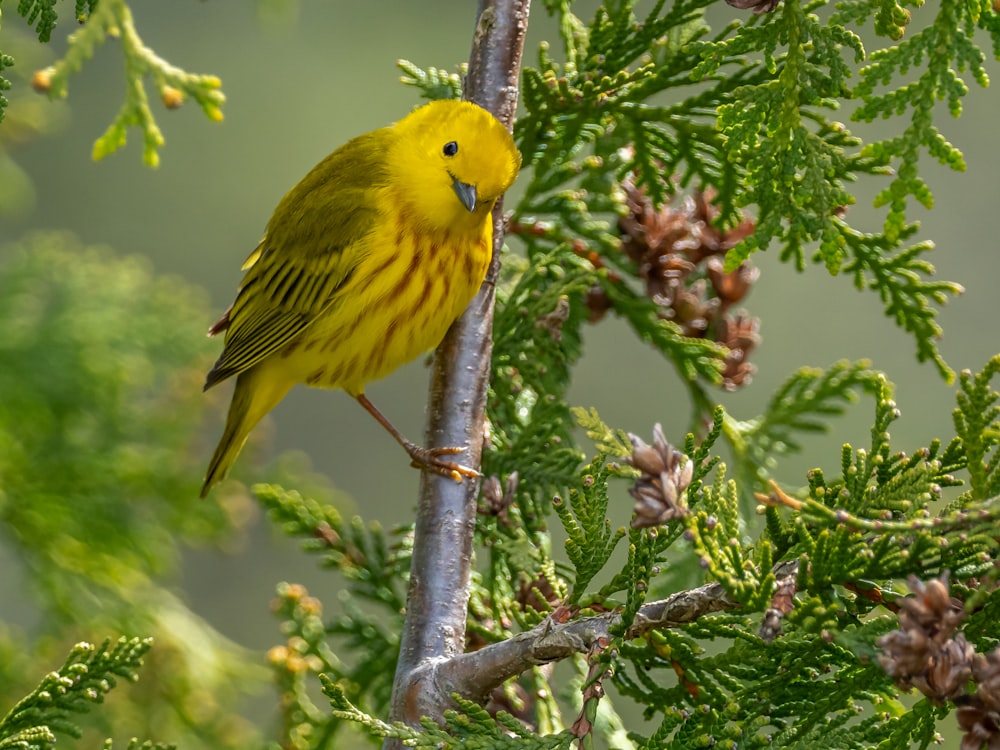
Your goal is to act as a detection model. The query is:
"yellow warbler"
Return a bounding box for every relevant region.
[201,99,521,497]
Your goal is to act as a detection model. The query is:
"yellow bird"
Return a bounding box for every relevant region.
[201,100,521,497]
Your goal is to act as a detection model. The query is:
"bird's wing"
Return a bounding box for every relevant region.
[203,227,367,389]
[204,140,387,390]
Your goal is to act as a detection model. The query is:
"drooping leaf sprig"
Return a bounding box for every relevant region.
[848,0,996,243]
[733,359,884,490]
[553,457,628,604]
[841,222,965,381]
[24,0,224,166]
[695,2,970,378]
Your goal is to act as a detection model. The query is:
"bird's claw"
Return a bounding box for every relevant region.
[406,444,481,482]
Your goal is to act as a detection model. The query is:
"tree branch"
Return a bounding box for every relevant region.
[415,565,799,708]
[387,0,531,733]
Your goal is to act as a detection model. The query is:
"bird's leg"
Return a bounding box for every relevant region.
[354,394,480,482]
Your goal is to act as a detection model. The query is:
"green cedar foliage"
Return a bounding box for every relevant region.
[0,638,172,750]
[284,2,998,747]
[327,680,579,749]
[306,361,1000,748]
[256,485,409,745]
[507,0,975,381]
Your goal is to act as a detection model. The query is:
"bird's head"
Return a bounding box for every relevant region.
[389,99,521,233]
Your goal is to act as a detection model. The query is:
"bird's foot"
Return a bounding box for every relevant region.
[404,443,481,482]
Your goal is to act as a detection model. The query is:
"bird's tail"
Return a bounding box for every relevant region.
[201,366,294,498]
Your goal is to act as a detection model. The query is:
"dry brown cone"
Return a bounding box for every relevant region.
[627,423,694,528]
[957,703,1000,750]
[960,650,1000,750]
[876,574,1000,750]
[588,172,761,390]
[716,312,761,391]
[616,176,755,308]
[976,650,1000,710]
[878,574,970,699]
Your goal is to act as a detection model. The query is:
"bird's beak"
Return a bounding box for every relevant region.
[452,176,477,213]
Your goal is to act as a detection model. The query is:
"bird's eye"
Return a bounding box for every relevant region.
[442,141,459,157]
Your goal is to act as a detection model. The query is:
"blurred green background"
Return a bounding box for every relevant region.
[1,0,998,740]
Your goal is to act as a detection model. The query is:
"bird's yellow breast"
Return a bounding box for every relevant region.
[274,192,493,396]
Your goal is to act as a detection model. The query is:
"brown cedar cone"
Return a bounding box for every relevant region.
[977,650,1000,711]
[517,571,562,614]
[878,574,973,701]
[588,172,761,390]
[716,312,761,391]
[878,575,1000,749]
[706,256,760,311]
[957,703,1000,750]
[627,423,693,527]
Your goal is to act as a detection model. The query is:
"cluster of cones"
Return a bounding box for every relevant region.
[879,575,1000,750]
[587,174,761,391]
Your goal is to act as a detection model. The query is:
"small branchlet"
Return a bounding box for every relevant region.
[268,583,331,743]
[570,638,612,743]
[0,638,157,748]
[397,59,464,101]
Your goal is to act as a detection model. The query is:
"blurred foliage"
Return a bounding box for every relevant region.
[0,232,302,750]
[0,233,236,605]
